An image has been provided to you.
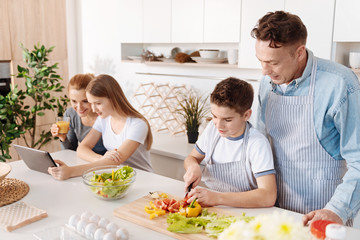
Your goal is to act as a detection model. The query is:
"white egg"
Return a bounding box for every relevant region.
[98,217,110,228]
[103,232,116,240]
[116,227,129,240]
[68,214,80,228]
[106,222,119,233]
[89,214,100,224]
[76,219,88,234]
[81,211,93,221]
[94,228,106,240]
[84,222,97,239]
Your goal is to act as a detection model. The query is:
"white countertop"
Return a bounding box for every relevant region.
[151,132,194,160]
[2,150,359,240]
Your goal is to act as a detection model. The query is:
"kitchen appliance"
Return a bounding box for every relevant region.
[0,62,11,96]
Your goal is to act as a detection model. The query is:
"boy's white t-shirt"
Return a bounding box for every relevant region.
[92,116,152,172]
[195,122,274,178]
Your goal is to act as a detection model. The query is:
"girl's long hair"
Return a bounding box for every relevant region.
[86,74,153,150]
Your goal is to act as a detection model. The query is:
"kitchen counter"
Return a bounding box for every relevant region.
[2,150,360,239]
[151,132,194,160]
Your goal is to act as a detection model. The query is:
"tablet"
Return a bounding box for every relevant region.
[13,144,57,174]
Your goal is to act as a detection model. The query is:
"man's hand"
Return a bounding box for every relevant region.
[303,209,343,226]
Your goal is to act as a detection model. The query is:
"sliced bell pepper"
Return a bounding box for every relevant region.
[186,198,202,217]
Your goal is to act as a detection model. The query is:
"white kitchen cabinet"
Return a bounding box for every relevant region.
[239,0,334,69]
[119,0,143,43]
[172,0,203,43]
[143,0,171,43]
[238,0,284,69]
[203,0,241,43]
[286,0,334,60]
[333,0,360,42]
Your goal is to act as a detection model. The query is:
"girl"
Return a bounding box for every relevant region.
[49,74,153,180]
[50,74,106,155]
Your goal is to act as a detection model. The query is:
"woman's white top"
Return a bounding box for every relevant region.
[93,116,153,172]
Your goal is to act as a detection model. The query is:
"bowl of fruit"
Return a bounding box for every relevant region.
[82,165,136,200]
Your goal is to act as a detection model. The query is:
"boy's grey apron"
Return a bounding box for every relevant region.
[202,122,258,192]
[265,57,348,221]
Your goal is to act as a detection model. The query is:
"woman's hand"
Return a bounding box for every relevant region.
[102,150,122,164]
[187,187,218,207]
[50,124,66,142]
[48,160,72,180]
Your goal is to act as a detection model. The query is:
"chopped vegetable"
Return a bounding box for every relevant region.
[186,198,202,217]
[144,201,167,219]
[167,210,254,237]
[150,192,160,199]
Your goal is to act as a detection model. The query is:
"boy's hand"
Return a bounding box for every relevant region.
[187,187,218,207]
[183,164,202,193]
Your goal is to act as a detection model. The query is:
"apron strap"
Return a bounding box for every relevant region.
[206,121,252,165]
[309,57,317,97]
[240,122,252,163]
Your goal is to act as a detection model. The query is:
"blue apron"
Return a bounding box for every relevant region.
[265,58,348,220]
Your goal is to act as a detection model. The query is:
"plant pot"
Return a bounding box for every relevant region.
[187,132,199,144]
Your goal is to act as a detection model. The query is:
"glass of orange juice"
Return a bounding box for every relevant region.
[56,116,70,134]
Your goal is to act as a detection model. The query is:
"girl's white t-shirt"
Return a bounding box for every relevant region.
[92,116,152,172]
[195,122,275,178]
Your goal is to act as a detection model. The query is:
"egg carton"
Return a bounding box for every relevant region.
[66,211,129,240]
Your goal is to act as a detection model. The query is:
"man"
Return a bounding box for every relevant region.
[252,10,360,226]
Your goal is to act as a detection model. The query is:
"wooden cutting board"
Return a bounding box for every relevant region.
[113,193,245,240]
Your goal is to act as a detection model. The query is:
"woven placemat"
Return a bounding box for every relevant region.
[0,178,29,207]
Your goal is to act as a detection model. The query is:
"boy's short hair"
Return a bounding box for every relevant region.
[210,77,253,115]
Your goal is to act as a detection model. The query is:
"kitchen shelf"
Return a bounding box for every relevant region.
[122,59,239,69]
[351,68,360,74]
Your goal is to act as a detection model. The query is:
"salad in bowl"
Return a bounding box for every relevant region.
[82,165,136,200]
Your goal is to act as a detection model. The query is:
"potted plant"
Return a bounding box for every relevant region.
[0,43,68,162]
[178,92,209,143]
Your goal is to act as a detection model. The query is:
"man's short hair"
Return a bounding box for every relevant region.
[251,11,307,48]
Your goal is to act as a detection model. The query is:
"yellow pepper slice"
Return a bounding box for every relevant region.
[160,193,168,198]
[149,209,166,219]
[186,199,202,217]
[149,201,157,210]
[112,169,114,180]
[144,206,155,214]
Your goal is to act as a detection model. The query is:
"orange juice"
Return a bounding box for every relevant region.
[56,120,70,134]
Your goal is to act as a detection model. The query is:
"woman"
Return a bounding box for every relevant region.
[50,73,106,155]
[48,74,153,180]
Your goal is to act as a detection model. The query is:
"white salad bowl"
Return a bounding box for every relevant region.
[82,165,136,200]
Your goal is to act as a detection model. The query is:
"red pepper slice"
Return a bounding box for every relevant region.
[310,220,336,239]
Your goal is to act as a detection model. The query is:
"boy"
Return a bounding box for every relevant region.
[183,77,276,207]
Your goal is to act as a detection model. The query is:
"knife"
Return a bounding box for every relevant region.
[184,182,194,198]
